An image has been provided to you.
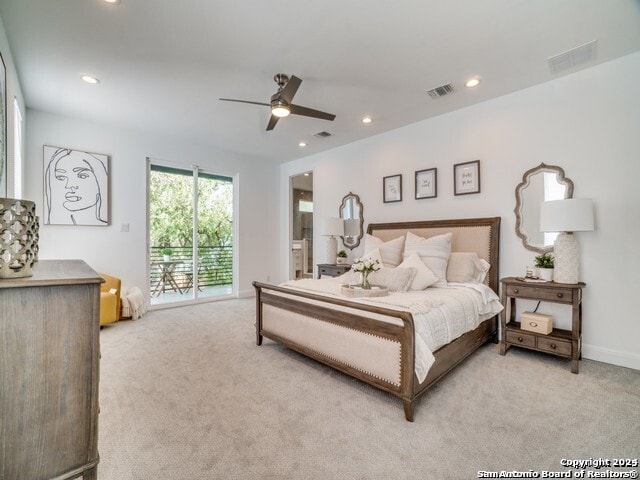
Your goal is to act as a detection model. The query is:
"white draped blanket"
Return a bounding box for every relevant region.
[280,278,504,382]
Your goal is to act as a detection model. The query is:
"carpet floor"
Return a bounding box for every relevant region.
[97,298,640,479]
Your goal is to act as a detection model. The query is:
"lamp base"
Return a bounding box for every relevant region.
[553,232,579,284]
[326,236,337,264]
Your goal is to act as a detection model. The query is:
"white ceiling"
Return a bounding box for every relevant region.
[1,0,640,163]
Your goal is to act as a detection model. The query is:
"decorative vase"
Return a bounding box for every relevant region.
[0,198,37,278]
[163,255,172,262]
[336,257,346,265]
[537,267,554,282]
[360,270,371,289]
[33,216,40,262]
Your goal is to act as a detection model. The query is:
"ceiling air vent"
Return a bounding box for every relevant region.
[314,131,332,138]
[548,40,597,74]
[426,83,454,99]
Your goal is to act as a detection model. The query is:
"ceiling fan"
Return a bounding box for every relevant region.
[219,74,336,131]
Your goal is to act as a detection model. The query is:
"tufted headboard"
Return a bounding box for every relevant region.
[367,217,501,294]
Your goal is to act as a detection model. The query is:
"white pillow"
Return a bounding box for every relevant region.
[369,267,416,292]
[363,234,405,267]
[397,252,439,290]
[403,232,452,287]
[446,252,490,283]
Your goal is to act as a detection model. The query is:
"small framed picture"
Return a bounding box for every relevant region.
[415,168,437,199]
[383,174,402,203]
[454,160,481,195]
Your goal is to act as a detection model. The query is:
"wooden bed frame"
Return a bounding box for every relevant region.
[253,217,500,421]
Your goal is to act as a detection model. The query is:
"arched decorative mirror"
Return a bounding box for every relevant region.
[515,163,574,253]
[339,192,364,250]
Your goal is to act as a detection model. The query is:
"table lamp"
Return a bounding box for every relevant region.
[322,217,344,263]
[539,198,594,284]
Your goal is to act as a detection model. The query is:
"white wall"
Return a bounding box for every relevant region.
[281,51,640,370]
[25,109,280,299]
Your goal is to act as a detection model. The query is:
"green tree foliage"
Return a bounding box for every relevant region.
[149,170,233,248]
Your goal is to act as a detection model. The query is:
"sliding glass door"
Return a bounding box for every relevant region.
[148,163,234,306]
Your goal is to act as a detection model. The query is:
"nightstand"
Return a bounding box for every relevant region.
[499,277,585,373]
[317,263,351,278]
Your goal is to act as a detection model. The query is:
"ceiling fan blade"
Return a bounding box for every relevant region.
[289,104,336,121]
[278,75,302,104]
[266,115,280,131]
[219,98,270,107]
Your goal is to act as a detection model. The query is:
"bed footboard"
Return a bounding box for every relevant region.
[254,281,418,420]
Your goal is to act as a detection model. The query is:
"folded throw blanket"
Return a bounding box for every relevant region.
[121,286,148,320]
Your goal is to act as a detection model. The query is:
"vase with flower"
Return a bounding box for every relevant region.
[351,257,381,289]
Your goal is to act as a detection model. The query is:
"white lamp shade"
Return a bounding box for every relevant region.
[322,217,344,236]
[540,198,594,233]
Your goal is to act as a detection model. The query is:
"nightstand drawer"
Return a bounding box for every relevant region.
[505,330,536,348]
[537,337,571,356]
[506,285,573,304]
[318,266,335,276]
[317,264,351,278]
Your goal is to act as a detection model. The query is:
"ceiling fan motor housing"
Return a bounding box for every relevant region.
[274,73,290,89]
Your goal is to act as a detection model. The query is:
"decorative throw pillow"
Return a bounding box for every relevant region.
[369,267,416,292]
[403,231,452,287]
[446,252,491,283]
[363,234,405,267]
[397,252,439,290]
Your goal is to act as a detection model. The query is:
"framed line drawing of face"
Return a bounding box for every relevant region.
[383,174,402,203]
[415,168,437,199]
[43,146,110,226]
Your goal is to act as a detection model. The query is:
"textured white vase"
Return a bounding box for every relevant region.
[0,198,37,278]
[553,232,579,284]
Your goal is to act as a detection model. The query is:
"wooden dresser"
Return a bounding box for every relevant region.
[0,260,103,480]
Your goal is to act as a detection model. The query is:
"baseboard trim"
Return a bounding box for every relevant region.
[238,289,255,299]
[583,343,640,371]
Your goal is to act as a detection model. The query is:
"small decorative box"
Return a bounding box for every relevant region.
[341,285,389,297]
[520,311,553,335]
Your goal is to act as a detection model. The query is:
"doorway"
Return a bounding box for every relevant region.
[290,171,313,280]
[148,163,235,306]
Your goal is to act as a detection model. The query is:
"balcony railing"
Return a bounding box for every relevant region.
[150,245,232,294]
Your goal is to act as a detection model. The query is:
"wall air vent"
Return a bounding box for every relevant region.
[314,131,332,138]
[426,83,454,99]
[548,40,597,74]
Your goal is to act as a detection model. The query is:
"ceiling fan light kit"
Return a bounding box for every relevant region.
[220,73,336,131]
[271,99,290,118]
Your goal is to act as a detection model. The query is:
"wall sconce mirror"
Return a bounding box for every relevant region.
[339,192,364,250]
[515,163,574,253]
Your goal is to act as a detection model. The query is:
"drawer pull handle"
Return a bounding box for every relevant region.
[557,293,563,298]
[550,343,557,349]
[517,336,523,342]
[529,322,538,327]
[513,289,519,294]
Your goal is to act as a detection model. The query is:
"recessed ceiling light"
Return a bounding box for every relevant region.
[298,142,307,147]
[361,116,372,124]
[104,0,121,4]
[81,75,100,84]
[303,172,310,176]
[465,77,481,88]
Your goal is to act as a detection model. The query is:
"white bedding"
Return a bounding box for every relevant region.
[279,278,504,383]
